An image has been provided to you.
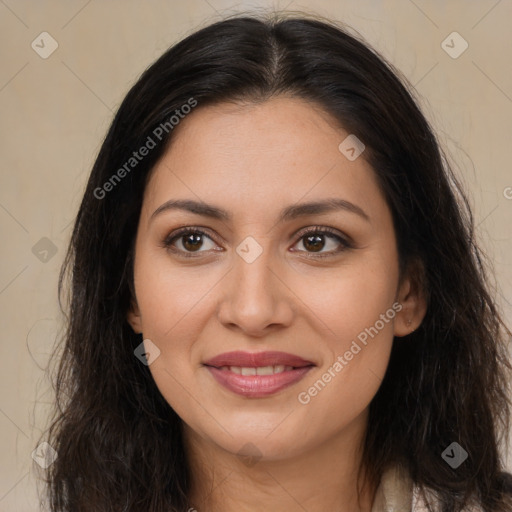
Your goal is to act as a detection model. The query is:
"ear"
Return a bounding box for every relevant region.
[127,299,143,334]
[394,261,428,337]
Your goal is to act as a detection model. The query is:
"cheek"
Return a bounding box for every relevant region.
[132,252,223,412]
[133,249,221,340]
[290,250,398,414]
[295,308,395,439]
[290,251,399,346]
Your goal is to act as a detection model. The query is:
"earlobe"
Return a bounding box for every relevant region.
[394,264,428,337]
[127,300,143,334]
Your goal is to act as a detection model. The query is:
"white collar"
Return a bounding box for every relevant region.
[371,465,482,512]
[371,465,413,512]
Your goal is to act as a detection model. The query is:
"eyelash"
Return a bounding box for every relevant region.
[161,226,353,259]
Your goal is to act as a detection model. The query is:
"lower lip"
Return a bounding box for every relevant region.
[205,366,313,398]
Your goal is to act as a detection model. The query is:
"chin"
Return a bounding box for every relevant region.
[203,422,315,462]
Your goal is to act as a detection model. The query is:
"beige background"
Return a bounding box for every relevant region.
[1,0,511,510]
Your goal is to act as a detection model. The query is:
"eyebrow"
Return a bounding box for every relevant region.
[150,198,370,223]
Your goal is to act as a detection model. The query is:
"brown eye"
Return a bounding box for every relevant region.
[163,229,218,255]
[181,232,204,251]
[291,227,351,257]
[302,234,326,252]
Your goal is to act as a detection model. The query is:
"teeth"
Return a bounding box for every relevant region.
[222,365,295,375]
[256,365,275,375]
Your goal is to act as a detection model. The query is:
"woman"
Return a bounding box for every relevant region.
[42,13,512,512]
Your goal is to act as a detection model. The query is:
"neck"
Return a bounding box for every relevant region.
[184,410,376,512]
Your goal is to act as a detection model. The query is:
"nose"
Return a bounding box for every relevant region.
[216,242,295,337]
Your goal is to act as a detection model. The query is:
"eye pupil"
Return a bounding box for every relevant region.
[183,233,203,251]
[304,234,325,252]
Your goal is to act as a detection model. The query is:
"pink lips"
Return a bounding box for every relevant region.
[203,351,315,398]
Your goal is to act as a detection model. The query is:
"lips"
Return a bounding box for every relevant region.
[203,351,315,398]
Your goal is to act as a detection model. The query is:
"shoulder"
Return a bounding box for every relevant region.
[412,485,482,512]
[412,471,512,511]
[372,464,487,512]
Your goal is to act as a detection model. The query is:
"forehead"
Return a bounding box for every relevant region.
[143,96,386,224]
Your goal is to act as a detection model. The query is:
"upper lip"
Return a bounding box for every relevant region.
[203,351,315,368]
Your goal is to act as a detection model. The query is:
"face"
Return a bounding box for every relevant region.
[128,96,424,461]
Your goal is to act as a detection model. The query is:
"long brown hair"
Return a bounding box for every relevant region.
[41,13,512,511]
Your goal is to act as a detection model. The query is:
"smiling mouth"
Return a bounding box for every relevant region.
[215,365,298,375]
[203,351,315,398]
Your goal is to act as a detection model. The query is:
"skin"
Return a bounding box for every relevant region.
[128,96,426,512]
